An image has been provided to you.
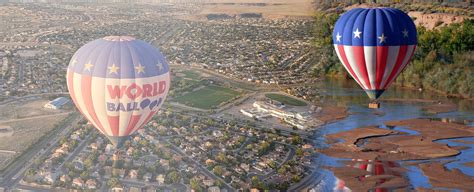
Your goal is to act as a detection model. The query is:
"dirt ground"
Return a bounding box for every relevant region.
[0,113,69,152]
[187,0,314,19]
[0,99,64,121]
[319,119,474,161]
[420,102,457,114]
[343,4,469,29]
[314,105,348,124]
[330,160,409,191]
[419,163,474,190]
[319,119,474,190]
[0,97,71,169]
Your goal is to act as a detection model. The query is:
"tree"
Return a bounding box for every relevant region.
[80,171,89,180]
[26,169,36,176]
[216,152,226,162]
[190,178,202,192]
[296,148,304,157]
[213,165,224,176]
[268,161,277,169]
[170,159,178,168]
[167,171,180,183]
[84,158,94,170]
[246,144,254,150]
[251,176,259,186]
[291,136,303,145]
[107,177,120,187]
[277,165,287,175]
[215,179,224,188]
[258,141,271,154]
[292,175,302,183]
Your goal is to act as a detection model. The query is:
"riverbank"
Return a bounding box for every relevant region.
[316,118,474,190]
[315,105,348,124]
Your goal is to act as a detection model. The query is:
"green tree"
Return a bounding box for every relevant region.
[296,148,304,157]
[213,165,224,176]
[190,178,202,192]
[268,161,277,169]
[167,171,180,183]
[216,152,226,162]
[107,177,120,187]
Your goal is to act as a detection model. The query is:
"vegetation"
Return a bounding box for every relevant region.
[312,11,474,98]
[265,93,307,106]
[173,85,240,109]
[313,1,473,16]
[181,70,201,80]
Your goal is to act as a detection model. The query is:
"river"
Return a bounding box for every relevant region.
[309,78,474,191]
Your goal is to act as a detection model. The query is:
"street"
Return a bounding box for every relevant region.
[0,113,82,190]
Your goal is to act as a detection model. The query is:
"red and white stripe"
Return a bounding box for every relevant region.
[334,45,416,90]
[66,69,170,137]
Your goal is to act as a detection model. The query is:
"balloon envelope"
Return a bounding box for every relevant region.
[66,36,170,147]
[333,8,417,100]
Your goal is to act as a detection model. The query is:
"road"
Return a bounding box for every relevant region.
[288,169,325,191]
[118,178,187,191]
[57,133,93,173]
[215,114,313,139]
[0,92,69,105]
[0,113,82,190]
[14,184,51,192]
[163,139,235,192]
[0,112,72,124]
[256,142,296,180]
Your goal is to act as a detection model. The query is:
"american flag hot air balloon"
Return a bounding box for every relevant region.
[333,8,417,108]
[66,36,170,148]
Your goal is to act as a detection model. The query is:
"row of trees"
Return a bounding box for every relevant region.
[311,11,473,98]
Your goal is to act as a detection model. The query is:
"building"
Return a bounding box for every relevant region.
[208,186,220,192]
[253,101,295,119]
[241,101,309,129]
[44,97,69,109]
[85,179,97,189]
[156,174,165,184]
[72,178,84,188]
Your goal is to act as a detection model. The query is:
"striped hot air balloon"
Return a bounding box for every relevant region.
[66,36,170,148]
[333,7,417,104]
[334,159,401,192]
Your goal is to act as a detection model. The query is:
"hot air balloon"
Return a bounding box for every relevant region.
[66,36,170,148]
[333,8,417,108]
[334,159,402,192]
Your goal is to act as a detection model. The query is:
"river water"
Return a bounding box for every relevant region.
[310,79,474,191]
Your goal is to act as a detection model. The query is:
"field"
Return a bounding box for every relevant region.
[0,99,64,121]
[173,85,240,109]
[265,93,307,106]
[181,70,201,80]
[198,0,314,19]
[0,98,72,170]
[0,153,14,170]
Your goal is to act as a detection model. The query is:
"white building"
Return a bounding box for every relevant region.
[44,97,69,109]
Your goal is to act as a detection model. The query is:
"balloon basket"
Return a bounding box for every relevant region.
[369,102,380,109]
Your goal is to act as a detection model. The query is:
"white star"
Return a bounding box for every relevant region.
[402,29,409,37]
[336,32,342,42]
[353,28,362,39]
[135,64,145,74]
[378,33,387,43]
[84,62,93,71]
[70,58,77,66]
[156,62,163,71]
[108,64,120,74]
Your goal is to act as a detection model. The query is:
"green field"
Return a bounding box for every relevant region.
[173,85,240,109]
[181,70,201,80]
[265,93,307,106]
